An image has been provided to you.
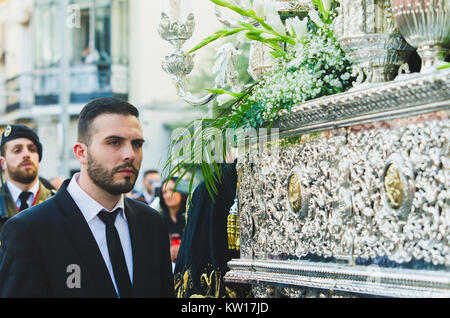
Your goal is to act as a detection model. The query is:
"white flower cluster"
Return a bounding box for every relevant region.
[206,0,353,128]
[245,25,352,123]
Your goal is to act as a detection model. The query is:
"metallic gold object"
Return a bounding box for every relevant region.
[227,214,237,250]
[286,167,310,218]
[288,173,302,213]
[227,196,240,251]
[235,216,240,251]
[382,153,415,220]
[3,125,11,138]
[384,163,404,209]
[391,0,450,73]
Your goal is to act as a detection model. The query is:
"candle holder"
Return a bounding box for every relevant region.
[158,1,243,106]
[391,0,450,74]
[158,0,316,105]
[334,0,414,88]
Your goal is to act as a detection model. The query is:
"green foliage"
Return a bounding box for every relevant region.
[438,62,450,70]
[163,0,353,199]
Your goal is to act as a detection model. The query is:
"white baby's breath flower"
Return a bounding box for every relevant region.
[341,72,350,81]
[286,54,303,69]
[227,22,352,127]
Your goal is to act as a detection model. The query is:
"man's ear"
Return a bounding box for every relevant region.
[0,156,6,171]
[73,142,88,165]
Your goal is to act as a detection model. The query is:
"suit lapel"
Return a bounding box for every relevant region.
[3,186,18,218]
[35,182,51,205]
[56,181,117,297]
[3,181,50,218]
[124,199,151,297]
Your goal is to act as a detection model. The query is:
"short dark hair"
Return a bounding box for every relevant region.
[144,169,159,177]
[78,97,140,145]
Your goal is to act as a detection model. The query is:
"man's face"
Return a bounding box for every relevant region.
[143,172,160,194]
[0,138,39,184]
[84,114,144,196]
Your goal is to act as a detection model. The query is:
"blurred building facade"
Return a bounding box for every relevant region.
[0,0,216,184]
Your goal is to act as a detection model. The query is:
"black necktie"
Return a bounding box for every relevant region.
[19,191,32,211]
[98,209,132,298]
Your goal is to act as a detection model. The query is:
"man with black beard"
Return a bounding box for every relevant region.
[0,125,55,234]
[0,98,174,298]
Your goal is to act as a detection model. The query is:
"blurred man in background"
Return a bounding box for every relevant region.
[136,169,161,206]
[0,124,55,234]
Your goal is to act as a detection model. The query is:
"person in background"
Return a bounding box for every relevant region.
[82,46,100,64]
[0,124,55,235]
[159,177,188,268]
[49,176,65,191]
[136,170,160,205]
[0,98,174,297]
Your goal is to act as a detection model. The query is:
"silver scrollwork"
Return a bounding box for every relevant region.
[238,115,449,266]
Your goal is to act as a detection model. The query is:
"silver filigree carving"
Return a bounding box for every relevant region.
[251,283,278,298]
[238,115,450,267]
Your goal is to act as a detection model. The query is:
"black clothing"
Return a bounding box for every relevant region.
[0,180,55,235]
[0,180,174,298]
[18,191,32,211]
[161,209,185,236]
[98,209,132,298]
[173,163,251,298]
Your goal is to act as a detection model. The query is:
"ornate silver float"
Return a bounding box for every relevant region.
[159,0,450,298]
[225,69,450,298]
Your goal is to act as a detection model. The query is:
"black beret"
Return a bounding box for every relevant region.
[1,124,43,162]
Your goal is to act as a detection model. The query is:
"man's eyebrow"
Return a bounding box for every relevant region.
[104,135,125,141]
[104,135,145,143]
[133,138,146,144]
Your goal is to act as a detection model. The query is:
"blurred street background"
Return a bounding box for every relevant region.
[0,0,228,192]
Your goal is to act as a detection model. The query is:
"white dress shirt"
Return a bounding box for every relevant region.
[7,179,40,210]
[142,190,155,205]
[66,173,133,295]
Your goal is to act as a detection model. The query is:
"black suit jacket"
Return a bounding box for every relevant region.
[0,180,174,298]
